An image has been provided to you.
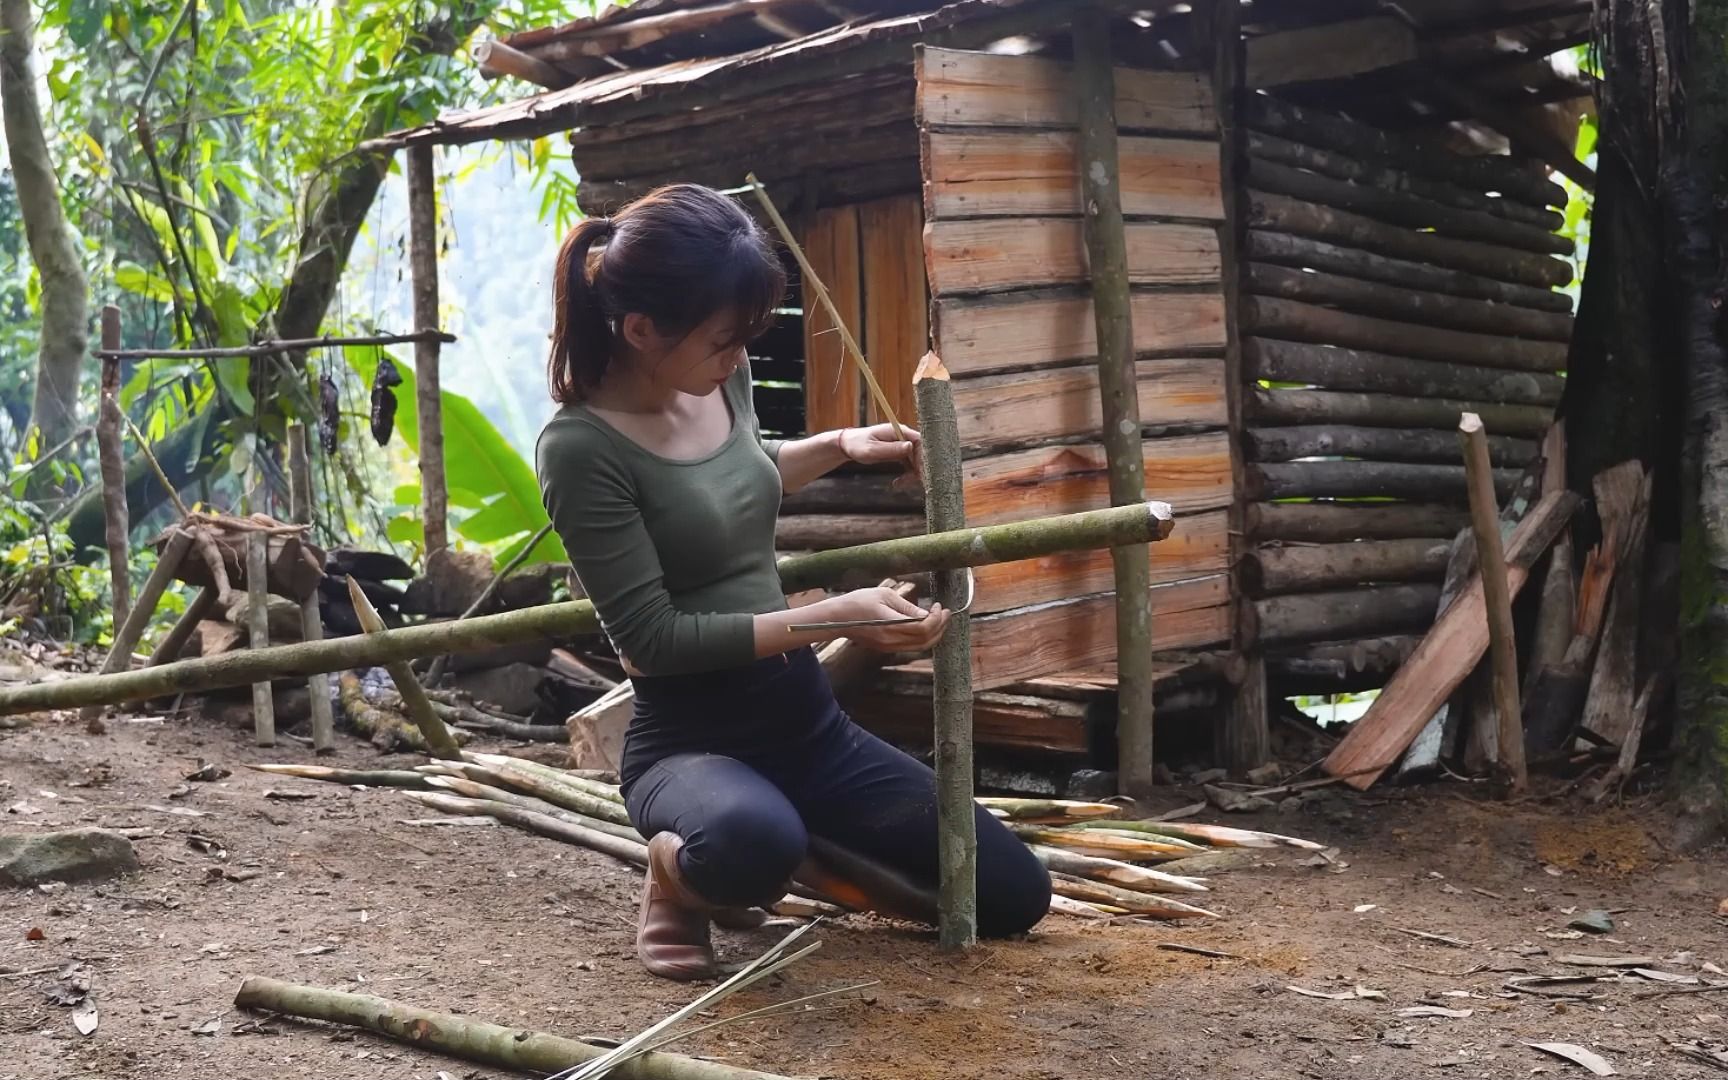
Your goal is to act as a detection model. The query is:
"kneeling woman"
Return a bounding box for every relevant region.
[536,184,1051,980]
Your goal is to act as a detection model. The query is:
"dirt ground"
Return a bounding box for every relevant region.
[3,710,1726,1080]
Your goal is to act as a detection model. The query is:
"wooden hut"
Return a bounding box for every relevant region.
[384,0,1591,779]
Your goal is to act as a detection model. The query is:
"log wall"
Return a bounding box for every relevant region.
[1236,95,1573,697]
[916,46,1234,691]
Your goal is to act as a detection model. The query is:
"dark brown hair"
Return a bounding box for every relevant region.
[548,184,787,404]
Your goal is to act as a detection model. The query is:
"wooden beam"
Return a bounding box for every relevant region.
[916,46,1214,133]
[933,290,1226,377]
[949,357,1226,453]
[1072,5,1154,800]
[407,145,448,559]
[859,195,926,428]
[923,219,1220,296]
[1250,388,1554,438]
[963,432,1233,527]
[472,38,573,89]
[1246,16,1419,89]
[922,131,1224,220]
[1247,538,1453,594]
[1244,261,1573,341]
[1243,337,1565,405]
[1248,583,1442,646]
[801,205,863,434]
[1247,500,1469,542]
[971,509,1230,614]
[1245,423,1541,467]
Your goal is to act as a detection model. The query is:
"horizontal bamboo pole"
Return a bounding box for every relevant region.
[0,502,1176,715]
[96,330,455,361]
[233,976,791,1080]
[1245,261,1573,342]
[1245,424,1540,467]
[1250,388,1554,438]
[1247,501,1469,543]
[1245,229,1574,315]
[1244,338,1563,408]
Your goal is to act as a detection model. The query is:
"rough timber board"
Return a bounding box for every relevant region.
[802,204,863,433]
[916,47,1214,133]
[950,357,1227,451]
[841,685,1091,755]
[860,194,928,428]
[970,577,1230,691]
[923,131,1224,220]
[972,508,1230,614]
[963,431,1234,527]
[924,219,1221,295]
[935,290,1227,377]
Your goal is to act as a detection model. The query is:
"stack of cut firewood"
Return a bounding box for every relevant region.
[1319,421,1664,799]
[253,754,1327,924]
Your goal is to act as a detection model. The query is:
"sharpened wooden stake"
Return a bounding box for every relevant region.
[916,351,976,950]
[287,423,335,754]
[344,576,461,759]
[1458,412,1525,792]
[245,524,275,748]
[1073,6,1157,797]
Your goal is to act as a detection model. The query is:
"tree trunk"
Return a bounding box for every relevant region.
[0,0,89,464]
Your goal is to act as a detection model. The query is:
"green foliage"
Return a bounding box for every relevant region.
[346,346,565,568]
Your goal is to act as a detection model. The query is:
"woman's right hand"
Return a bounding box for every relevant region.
[829,586,951,653]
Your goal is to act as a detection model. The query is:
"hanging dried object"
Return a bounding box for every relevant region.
[317,369,341,453]
[368,357,402,446]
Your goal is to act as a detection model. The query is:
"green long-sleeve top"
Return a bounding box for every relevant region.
[535,366,788,676]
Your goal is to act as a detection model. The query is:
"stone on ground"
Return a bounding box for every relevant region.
[0,828,139,887]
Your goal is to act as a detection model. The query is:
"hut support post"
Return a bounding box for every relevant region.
[288,423,336,754]
[1073,6,1156,799]
[1459,413,1526,792]
[245,474,275,748]
[97,304,130,631]
[1207,0,1269,772]
[407,144,448,558]
[916,353,976,950]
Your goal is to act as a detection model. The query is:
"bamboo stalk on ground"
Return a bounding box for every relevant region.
[345,577,460,759]
[915,351,975,952]
[408,791,650,866]
[1459,413,1525,792]
[1047,873,1219,919]
[1066,820,1324,851]
[246,764,431,788]
[233,977,794,1080]
[423,776,642,842]
[0,503,1175,717]
[464,751,626,804]
[974,797,1121,822]
[424,760,633,827]
[1028,846,1210,894]
[1048,895,1124,918]
[1010,826,1203,862]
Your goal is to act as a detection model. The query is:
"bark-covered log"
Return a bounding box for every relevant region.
[80,529,196,733]
[1247,500,1469,542]
[0,503,1174,715]
[774,513,925,551]
[1249,460,1520,503]
[1246,230,1573,314]
[1267,635,1420,681]
[1242,296,1569,373]
[1244,95,1567,210]
[1246,539,1452,594]
[97,307,130,626]
[233,976,793,1080]
[472,37,571,88]
[1246,424,1540,467]
[1245,262,1573,342]
[1246,190,1571,289]
[408,144,448,558]
[1246,155,1572,256]
[1245,338,1563,407]
[1243,129,1564,232]
[915,352,975,951]
[1250,388,1554,437]
[1246,584,1441,646]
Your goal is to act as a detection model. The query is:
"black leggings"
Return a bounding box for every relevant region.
[620,648,1051,938]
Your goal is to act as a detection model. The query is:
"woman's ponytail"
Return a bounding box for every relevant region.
[546,186,788,406]
[547,216,616,404]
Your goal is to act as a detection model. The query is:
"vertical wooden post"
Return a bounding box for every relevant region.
[916,351,976,950]
[288,423,336,754]
[97,304,131,629]
[1072,6,1156,800]
[1205,0,1270,774]
[245,467,275,748]
[1459,412,1524,791]
[407,145,448,558]
[82,528,194,732]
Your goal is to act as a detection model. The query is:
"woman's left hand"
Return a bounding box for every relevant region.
[839,424,921,479]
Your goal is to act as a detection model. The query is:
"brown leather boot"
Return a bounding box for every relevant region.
[637,833,718,981]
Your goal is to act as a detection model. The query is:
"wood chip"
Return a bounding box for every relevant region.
[1630,968,1699,985]
[1155,943,1242,960]
[1153,801,1206,822]
[1527,1042,1616,1075]
[1399,1006,1473,1019]
[1554,954,1656,968]
[72,1000,98,1036]
[1393,927,1473,947]
[1287,984,1385,1001]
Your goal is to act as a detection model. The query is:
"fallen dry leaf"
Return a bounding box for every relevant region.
[1528,1041,1616,1075]
[25,927,44,942]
